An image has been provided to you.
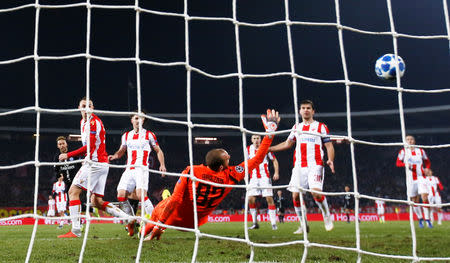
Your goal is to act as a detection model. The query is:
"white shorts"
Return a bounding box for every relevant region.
[247,177,273,197]
[56,201,67,213]
[429,195,442,208]
[406,177,429,197]
[288,165,324,193]
[117,168,149,193]
[73,163,109,197]
[47,210,55,217]
[377,208,385,215]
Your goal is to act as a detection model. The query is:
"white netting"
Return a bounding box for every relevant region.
[0,1,449,262]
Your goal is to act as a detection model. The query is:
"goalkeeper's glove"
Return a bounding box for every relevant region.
[261,109,280,132]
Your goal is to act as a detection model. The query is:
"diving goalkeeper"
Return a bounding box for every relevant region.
[141,109,280,240]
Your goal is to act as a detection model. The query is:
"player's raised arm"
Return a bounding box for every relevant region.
[235,109,280,181]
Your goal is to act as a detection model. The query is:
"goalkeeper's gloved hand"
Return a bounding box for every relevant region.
[261,109,280,132]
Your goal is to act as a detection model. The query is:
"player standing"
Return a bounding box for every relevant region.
[396,135,432,228]
[343,186,354,223]
[247,135,279,230]
[141,109,280,240]
[58,97,130,238]
[53,175,68,228]
[426,169,444,225]
[274,190,287,223]
[109,113,167,236]
[375,199,386,223]
[54,136,81,192]
[47,195,56,218]
[269,100,335,234]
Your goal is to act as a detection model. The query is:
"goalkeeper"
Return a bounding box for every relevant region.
[141,109,280,240]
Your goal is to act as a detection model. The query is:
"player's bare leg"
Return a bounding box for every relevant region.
[117,189,136,236]
[58,185,84,238]
[292,192,308,234]
[266,196,277,230]
[411,195,424,228]
[248,196,259,229]
[311,189,333,231]
[57,211,65,229]
[420,193,432,228]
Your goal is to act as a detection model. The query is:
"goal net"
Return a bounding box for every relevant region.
[0,0,449,262]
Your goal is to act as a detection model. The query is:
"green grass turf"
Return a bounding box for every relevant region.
[0,221,449,262]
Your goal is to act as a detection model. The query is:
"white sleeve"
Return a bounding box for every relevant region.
[287,124,296,141]
[121,133,127,147]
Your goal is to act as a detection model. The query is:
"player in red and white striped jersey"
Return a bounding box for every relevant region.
[269,100,335,234]
[396,135,432,228]
[247,135,279,230]
[47,195,56,217]
[58,97,129,238]
[53,175,68,228]
[109,113,166,236]
[425,169,444,225]
[375,199,386,223]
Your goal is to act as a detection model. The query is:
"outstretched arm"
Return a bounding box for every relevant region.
[234,109,280,181]
[108,146,127,161]
[268,139,295,153]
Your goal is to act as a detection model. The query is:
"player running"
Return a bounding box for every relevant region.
[53,175,68,228]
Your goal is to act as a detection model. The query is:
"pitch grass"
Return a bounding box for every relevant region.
[1,221,449,262]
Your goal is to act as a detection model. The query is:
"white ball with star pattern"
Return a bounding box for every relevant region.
[375,53,405,80]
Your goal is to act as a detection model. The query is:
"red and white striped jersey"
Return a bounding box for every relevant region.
[246,144,275,179]
[48,199,55,211]
[121,129,158,170]
[288,121,331,168]
[81,114,107,162]
[396,148,430,181]
[427,175,443,197]
[375,200,385,210]
[52,182,67,203]
[68,113,108,163]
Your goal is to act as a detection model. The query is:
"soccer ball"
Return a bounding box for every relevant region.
[375,53,405,80]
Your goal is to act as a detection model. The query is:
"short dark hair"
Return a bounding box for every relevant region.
[205,149,226,172]
[56,136,66,142]
[131,110,147,122]
[300,99,315,110]
[80,97,93,103]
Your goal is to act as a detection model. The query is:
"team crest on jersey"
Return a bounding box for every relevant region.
[235,166,244,173]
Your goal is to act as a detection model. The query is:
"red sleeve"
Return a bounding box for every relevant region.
[396,157,405,167]
[233,136,273,181]
[423,159,431,169]
[158,167,190,224]
[437,178,444,191]
[67,145,87,158]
